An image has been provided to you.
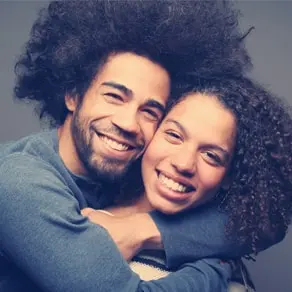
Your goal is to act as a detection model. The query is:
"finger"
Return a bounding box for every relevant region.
[81,207,95,216]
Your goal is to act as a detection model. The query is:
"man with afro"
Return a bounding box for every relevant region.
[0,1,260,291]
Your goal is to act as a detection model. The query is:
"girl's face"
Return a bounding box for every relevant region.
[142,92,237,214]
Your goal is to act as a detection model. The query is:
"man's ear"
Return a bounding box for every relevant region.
[65,94,78,112]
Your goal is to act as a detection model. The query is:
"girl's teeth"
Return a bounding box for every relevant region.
[159,173,187,193]
[101,136,129,151]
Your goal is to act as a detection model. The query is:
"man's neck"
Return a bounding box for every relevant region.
[58,117,87,177]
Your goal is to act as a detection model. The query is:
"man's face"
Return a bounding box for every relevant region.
[66,52,170,182]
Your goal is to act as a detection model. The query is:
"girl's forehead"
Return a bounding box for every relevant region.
[163,92,237,148]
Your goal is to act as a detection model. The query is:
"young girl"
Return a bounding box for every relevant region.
[84,76,292,291]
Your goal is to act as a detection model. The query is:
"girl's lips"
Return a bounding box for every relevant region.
[155,171,196,203]
[156,170,196,192]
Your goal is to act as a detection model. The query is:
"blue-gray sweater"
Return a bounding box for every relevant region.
[0,130,248,291]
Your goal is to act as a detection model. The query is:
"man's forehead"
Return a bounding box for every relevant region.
[95,52,170,105]
[98,52,169,85]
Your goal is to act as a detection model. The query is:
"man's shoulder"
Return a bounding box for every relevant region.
[0,129,77,201]
[0,129,59,165]
[0,129,68,182]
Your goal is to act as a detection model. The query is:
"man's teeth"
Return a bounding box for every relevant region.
[159,173,188,193]
[100,136,129,151]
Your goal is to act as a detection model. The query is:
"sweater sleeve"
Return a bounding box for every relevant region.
[0,154,230,292]
[139,258,231,292]
[150,204,250,268]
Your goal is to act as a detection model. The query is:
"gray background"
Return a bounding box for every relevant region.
[0,1,291,291]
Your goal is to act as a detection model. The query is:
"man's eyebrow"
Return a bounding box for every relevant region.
[101,82,165,114]
[145,99,166,114]
[101,81,133,97]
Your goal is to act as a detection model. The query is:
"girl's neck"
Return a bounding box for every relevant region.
[131,194,153,213]
[106,193,153,217]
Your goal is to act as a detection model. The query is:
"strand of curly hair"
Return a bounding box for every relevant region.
[184,77,292,254]
[14,0,251,126]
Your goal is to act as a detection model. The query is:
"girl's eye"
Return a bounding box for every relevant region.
[165,130,182,141]
[203,151,223,165]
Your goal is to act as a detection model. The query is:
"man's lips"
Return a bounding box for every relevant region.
[95,132,137,149]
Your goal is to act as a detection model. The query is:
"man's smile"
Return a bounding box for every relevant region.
[92,131,142,161]
[99,134,132,151]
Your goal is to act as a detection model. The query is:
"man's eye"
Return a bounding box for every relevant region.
[104,93,123,101]
[143,109,160,121]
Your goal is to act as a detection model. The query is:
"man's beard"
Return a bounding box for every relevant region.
[71,111,138,184]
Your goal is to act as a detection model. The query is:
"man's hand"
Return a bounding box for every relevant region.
[81,208,163,261]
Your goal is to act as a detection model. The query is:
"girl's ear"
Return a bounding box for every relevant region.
[221,174,232,191]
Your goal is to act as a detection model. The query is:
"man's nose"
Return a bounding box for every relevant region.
[111,106,141,135]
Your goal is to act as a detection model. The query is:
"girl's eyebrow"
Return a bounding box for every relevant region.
[164,119,187,136]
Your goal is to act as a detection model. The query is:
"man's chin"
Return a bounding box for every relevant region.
[100,168,127,182]
[90,162,131,183]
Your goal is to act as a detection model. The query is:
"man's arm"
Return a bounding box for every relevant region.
[139,259,231,291]
[82,204,249,268]
[0,154,230,291]
[150,201,284,268]
[150,206,245,268]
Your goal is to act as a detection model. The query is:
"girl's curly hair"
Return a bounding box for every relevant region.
[14,0,251,126]
[183,77,292,253]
